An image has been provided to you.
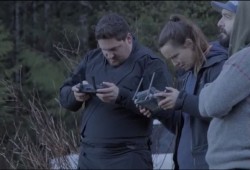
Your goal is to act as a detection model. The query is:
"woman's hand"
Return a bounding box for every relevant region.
[154,87,179,110]
[138,106,152,118]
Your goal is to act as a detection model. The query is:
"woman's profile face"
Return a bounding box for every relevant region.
[160,40,195,71]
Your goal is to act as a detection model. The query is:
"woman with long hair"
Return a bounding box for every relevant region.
[140,14,227,169]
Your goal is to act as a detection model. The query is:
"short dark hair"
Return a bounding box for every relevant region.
[95,13,130,41]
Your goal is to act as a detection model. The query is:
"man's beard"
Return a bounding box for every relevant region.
[218,29,230,48]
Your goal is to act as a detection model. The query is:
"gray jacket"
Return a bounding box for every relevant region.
[199,2,250,169]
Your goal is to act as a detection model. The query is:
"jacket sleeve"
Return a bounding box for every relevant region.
[199,52,250,118]
[115,56,173,114]
[59,53,89,112]
[115,87,140,113]
[175,90,211,121]
[143,57,173,91]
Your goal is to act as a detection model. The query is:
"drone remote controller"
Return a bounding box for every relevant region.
[133,72,165,113]
[78,77,107,94]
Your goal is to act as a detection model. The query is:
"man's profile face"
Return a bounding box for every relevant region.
[98,33,133,67]
[217,9,236,47]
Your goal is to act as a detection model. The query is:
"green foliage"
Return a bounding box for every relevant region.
[0,23,14,76]
[0,24,15,123]
[19,48,65,93]
[0,24,13,58]
[170,1,220,41]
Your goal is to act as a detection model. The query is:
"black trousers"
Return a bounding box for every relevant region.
[77,140,153,169]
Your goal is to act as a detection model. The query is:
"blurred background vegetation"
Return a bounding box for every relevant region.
[0,1,221,168]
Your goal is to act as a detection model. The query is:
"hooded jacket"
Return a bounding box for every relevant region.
[199,1,250,169]
[155,42,228,169]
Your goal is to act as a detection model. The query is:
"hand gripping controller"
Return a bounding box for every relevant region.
[133,72,165,113]
[78,77,107,94]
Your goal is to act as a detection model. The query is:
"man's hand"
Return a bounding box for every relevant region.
[71,81,90,102]
[96,82,119,103]
[154,87,179,110]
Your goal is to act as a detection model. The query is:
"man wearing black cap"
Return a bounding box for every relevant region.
[211,1,238,48]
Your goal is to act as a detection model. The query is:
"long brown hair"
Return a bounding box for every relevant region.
[158,14,209,74]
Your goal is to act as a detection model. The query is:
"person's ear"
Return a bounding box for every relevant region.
[184,38,194,49]
[126,33,133,44]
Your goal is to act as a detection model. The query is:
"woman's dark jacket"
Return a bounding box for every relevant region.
[154,42,228,169]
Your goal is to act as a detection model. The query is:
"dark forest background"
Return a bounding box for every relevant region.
[0,1,221,168]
